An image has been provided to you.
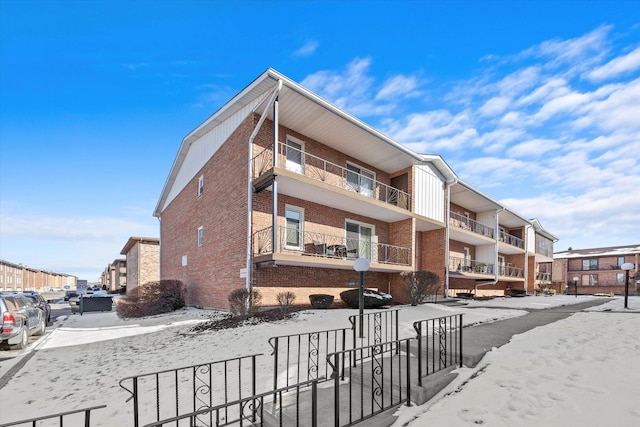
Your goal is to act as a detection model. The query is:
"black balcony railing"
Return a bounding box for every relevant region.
[252,143,411,210]
[449,212,495,238]
[253,226,411,266]
[449,256,494,274]
[499,231,524,249]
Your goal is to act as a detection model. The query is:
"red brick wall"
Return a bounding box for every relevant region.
[254,266,392,306]
[160,115,254,309]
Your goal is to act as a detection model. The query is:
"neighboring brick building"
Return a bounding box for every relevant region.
[554,245,640,295]
[154,69,558,309]
[120,237,160,296]
[105,258,127,292]
[0,259,77,292]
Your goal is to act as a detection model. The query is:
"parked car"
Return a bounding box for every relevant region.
[20,291,51,324]
[0,293,45,349]
[64,291,79,301]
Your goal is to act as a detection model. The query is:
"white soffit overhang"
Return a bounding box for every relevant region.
[254,69,422,174]
[451,180,530,228]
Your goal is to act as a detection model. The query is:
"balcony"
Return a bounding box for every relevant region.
[449,256,494,275]
[449,212,495,239]
[535,272,552,282]
[498,264,524,279]
[252,226,411,268]
[499,231,524,248]
[252,142,411,210]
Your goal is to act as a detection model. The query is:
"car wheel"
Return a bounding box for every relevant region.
[15,329,29,350]
[34,318,46,336]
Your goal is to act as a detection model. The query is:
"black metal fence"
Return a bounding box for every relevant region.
[268,309,400,392]
[0,405,106,427]
[269,327,350,390]
[327,339,413,427]
[413,314,463,385]
[118,354,262,427]
[347,309,399,349]
[140,379,320,427]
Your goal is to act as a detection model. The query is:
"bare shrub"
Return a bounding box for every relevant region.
[276,291,296,314]
[117,279,185,318]
[401,271,440,306]
[228,288,262,317]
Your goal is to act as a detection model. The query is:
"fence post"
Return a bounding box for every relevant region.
[133,378,139,427]
[332,353,340,427]
[312,380,318,427]
[405,339,412,407]
[272,338,279,402]
[415,322,423,387]
[459,314,464,368]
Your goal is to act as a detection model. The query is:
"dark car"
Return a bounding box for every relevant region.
[64,291,79,301]
[0,293,45,349]
[21,291,51,324]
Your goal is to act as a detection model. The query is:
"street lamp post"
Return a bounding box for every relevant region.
[621,263,635,309]
[353,258,370,339]
[573,276,579,298]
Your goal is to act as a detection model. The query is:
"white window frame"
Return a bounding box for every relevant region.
[197,226,204,247]
[346,161,376,198]
[285,136,305,174]
[197,175,204,196]
[345,219,375,260]
[284,205,304,250]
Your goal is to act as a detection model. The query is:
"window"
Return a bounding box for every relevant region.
[285,206,304,249]
[617,273,625,284]
[582,258,598,270]
[197,175,204,196]
[197,226,204,247]
[346,162,375,198]
[286,138,304,174]
[581,274,598,286]
[617,257,625,268]
[346,221,373,260]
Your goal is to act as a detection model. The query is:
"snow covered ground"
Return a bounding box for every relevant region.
[0,295,638,426]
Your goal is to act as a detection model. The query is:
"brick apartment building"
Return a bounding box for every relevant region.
[101,259,127,292]
[0,259,77,292]
[553,245,640,295]
[120,237,160,295]
[154,69,557,309]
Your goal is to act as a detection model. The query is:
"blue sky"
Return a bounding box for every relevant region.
[1,0,639,281]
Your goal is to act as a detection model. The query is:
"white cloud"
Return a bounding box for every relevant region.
[507,138,560,158]
[292,40,319,58]
[587,46,640,81]
[479,96,511,116]
[376,74,420,100]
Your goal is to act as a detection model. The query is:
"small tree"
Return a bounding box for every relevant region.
[401,271,440,306]
[228,288,262,318]
[276,291,296,314]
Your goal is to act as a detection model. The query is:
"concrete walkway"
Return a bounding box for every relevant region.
[461,298,609,367]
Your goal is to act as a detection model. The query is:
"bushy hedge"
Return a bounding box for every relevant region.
[228,288,262,318]
[117,280,185,318]
[340,288,392,309]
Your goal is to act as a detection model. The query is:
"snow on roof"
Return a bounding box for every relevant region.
[554,244,640,259]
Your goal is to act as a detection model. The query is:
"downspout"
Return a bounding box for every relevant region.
[444,178,458,298]
[245,80,283,292]
[524,224,532,293]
